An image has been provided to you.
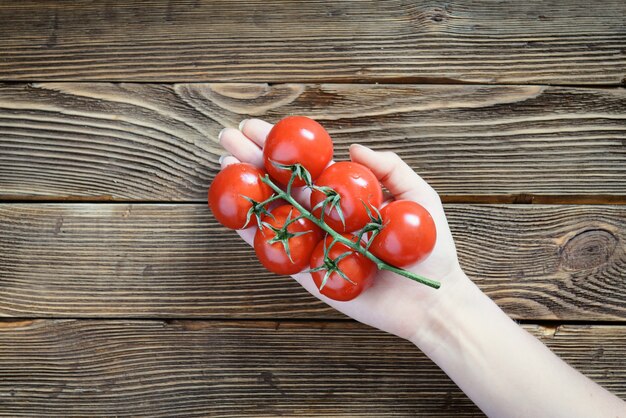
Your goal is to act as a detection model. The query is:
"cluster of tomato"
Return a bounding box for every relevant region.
[209,116,436,301]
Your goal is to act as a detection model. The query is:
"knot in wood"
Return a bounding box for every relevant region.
[560,228,617,271]
[405,5,451,26]
[425,7,449,23]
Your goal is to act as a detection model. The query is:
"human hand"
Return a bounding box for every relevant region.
[218,118,470,341]
[220,119,626,417]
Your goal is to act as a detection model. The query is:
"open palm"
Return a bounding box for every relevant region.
[219,119,468,341]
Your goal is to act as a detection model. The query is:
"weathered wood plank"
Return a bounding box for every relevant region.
[1,83,624,200]
[0,1,624,84]
[0,320,623,417]
[0,203,623,320]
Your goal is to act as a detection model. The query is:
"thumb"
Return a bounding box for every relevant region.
[349,144,440,205]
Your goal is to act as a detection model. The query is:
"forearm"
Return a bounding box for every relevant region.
[411,274,626,418]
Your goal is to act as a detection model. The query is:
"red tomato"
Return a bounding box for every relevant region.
[309,234,377,301]
[369,200,437,267]
[254,205,323,275]
[263,116,333,186]
[208,163,273,230]
[310,162,383,233]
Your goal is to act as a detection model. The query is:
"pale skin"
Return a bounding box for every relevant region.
[219,118,626,418]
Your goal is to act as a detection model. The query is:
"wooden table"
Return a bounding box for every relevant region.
[1,1,624,416]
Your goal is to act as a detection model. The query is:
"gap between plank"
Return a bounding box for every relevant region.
[0,79,624,88]
[0,317,624,326]
[1,195,624,205]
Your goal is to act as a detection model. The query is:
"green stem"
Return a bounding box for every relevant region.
[259,194,283,207]
[261,175,441,290]
[377,263,441,289]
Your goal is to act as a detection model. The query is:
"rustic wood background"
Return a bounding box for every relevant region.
[0,1,624,416]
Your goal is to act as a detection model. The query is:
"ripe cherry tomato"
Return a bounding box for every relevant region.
[310,162,383,233]
[254,205,323,275]
[263,116,333,186]
[208,163,273,230]
[369,200,437,267]
[309,234,377,301]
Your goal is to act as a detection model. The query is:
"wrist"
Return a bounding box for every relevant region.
[408,270,492,354]
[407,271,626,418]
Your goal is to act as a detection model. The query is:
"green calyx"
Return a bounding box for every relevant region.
[262,208,311,264]
[311,185,346,229]
[308,238,355,290]
[269,160,313,193]
[242,194,280,230]
[357,200,385,250]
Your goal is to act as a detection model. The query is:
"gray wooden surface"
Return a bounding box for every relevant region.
[0,1,624,416]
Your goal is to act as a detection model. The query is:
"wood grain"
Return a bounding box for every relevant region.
[0,320,623,417]
[1,83,624,200]
[0,203,623,320]
[0,1,624,84]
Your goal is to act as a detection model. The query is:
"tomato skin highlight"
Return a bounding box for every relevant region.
[208,163,273,230]
[310,162,383,233]
[263,116,333,186]
[369,200,437,267]
[254,205,323,276]
[309,234,377,302]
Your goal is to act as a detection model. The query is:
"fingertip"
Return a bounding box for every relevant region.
[241,118,274,147]
[218,127,238,147]
[349,143,371,156]
[218,127,227,141]
[219,127,264,167]
[238,119,249,131]
[219,155,240,169]
[349,143,373,162]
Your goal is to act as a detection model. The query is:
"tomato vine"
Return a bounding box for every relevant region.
[253,163,441,290]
